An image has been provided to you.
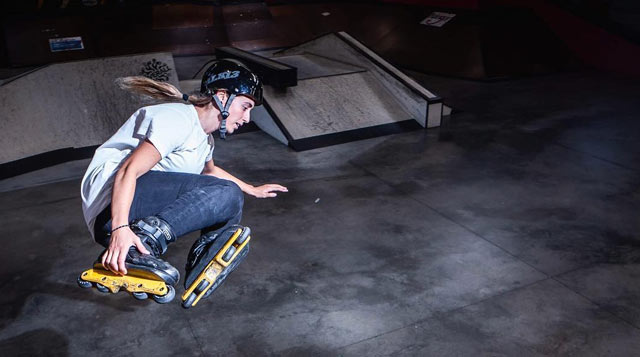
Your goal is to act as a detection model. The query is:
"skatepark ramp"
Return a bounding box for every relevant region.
[0,53,180,178]
[258,32,451,150]
[0,35,450,177]
[182,32,451,151]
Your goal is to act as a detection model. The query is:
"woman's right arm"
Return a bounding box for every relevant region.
[102,139,161,275]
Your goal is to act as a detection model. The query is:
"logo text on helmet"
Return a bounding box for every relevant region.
[207,70,240,84]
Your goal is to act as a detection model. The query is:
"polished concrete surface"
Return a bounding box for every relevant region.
[1,69,639,355]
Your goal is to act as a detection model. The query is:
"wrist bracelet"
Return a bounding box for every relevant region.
[111,224,129,233]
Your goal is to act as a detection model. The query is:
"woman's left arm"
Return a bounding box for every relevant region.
[202,160,288,198]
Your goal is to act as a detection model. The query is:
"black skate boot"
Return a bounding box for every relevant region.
[181,225,251,308]
[78,216,180,304]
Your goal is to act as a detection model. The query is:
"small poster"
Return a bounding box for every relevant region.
[420,12,456,27]
[49,36,85,52]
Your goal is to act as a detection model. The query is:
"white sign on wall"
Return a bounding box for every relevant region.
[49,36,85,52]
[420,12,456,27]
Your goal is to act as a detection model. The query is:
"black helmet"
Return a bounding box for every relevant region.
[200,59,262,139]
[200,58,263,106]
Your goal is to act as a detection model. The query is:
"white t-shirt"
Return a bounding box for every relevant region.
[80,103,214,237]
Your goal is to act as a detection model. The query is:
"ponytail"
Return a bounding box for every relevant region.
[116,76,212,106]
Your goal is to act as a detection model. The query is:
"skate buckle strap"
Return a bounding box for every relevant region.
[134,219,175,255]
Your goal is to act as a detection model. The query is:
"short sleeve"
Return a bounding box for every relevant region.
[146,109,191,158]
[205,134,215,162]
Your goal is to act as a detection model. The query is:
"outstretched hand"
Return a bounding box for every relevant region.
[248,184,288,198]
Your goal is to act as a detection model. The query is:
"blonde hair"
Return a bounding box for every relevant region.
[116,76,213,106]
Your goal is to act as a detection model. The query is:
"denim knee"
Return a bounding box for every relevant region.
[200,178,244,217]
[221,181,244,215]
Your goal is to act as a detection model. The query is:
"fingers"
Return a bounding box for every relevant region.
[249,184,288,198]
[101,246,118,274]
[101,250,109,270]
[264,184,287,198]
[117,248,127,275]
[103,247,129,275]
[267,184,288,192]
[103,240,137,276]
[258,189,278,198]
[109,249,120,274]
[134,238,150,255]
[101,227,145,275]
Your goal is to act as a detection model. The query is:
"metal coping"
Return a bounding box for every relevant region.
[336,32,441,103]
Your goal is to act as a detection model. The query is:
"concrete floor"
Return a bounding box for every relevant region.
[1,70,639,355]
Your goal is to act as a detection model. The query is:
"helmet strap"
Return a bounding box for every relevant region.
[212,93,236,140]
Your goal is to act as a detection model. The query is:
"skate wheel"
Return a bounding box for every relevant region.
[202,282,218,299]
[236,229,249,244]
[196,279,210,293]
[96,283,110,293]
[152,285,175,304]
[182,292,197,309]
[132,292,148,300]
[222,245,237,262]
[77,276,92,289]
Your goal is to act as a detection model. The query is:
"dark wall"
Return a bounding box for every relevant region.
[2,0,639,76]
[597,0,640,39]
[547,0,640,42]
[1,2,228,67]
[0,21,7,67]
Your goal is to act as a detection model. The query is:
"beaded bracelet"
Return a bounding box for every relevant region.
[111,224,130,233]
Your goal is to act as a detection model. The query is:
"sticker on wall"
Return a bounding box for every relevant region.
[49,36,85,52]
[140,59,172,82]
[420,12,456,27]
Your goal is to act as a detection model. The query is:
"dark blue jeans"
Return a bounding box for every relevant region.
[94,171,243,248]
